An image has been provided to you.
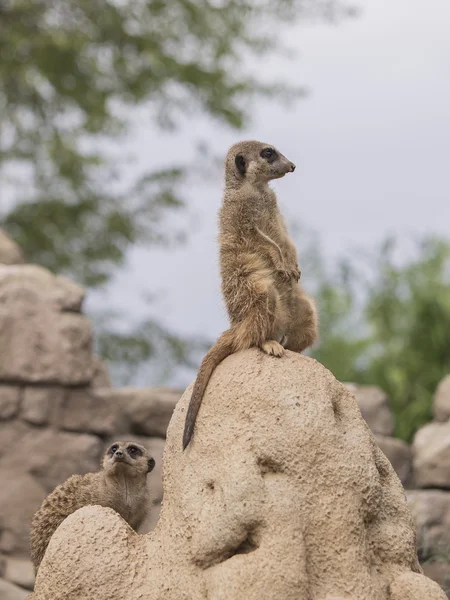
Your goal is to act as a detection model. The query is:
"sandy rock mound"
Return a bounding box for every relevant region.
[30,351,446,600]
[0,230,25,265]
[0,264,92,384]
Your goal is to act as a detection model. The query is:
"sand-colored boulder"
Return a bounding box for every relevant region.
[413,421,450,488]
[2,557,35,590]
[434,374,450,423]
[59,388,118,436]
[20,387,64,426]
[0,422,103,554]
[117,387,182,437]
[0,230,25,265]
[389,572,447,600]
[407,490,450,560]
[375,434,412,486]
[31,351,445,600]
[0,578,28,600]
[0,386,21,420]
[0,264,92,384]
[422,563,450,598]
[0,471,46,555]
[344,382,394,435]
[89,356,112,389]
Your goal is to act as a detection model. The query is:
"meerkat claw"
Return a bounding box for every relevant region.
[280,335,288,347]
[261,340,285,357]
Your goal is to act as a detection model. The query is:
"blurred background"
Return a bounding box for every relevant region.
[1,0,450,441]
[1,0,450,596]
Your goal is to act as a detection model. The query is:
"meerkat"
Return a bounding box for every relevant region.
[182,140,318,449]
[29,440,155,573]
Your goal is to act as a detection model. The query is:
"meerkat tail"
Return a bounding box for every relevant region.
[183,329,235,450]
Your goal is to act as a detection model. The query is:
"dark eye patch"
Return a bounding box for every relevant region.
[127,445,142,458]
[260,147,277,162]
[109,444,119,455]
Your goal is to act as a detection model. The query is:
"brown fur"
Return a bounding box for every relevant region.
[183,140,318,449]
[29,441,155,573]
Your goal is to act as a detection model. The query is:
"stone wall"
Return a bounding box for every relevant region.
[0,231,449,598]
[0,237,182,598]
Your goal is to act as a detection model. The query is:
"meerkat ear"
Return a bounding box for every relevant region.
[235,153,246,175]
[147,457,156,473]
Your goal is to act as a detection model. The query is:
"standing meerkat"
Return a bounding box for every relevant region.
[29,441,155,573]
[183,140,318,449]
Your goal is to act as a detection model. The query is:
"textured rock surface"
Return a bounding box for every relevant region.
[389,572,447,600]
[375,434,412,486]
[20,388,62,427]
[2,557,35,590]
[31,351,445,600]
[59,389,118,436]
[118,387,182,437]
[413,421,450,488]
[0,422,102,555]
[0,264,92,384]
[407,490,450,560]
[0,231,25,265]
[422,563,450,599]
[89,356,112,389]
[411,489,450,597]
[0,578,29,600]
[434,375,450,423]
[0,386,21,420]
[344,383,394,436]
[0,472,46,555]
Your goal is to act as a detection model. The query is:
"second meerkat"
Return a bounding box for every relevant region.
[183,140,318,449]
[29,441,155,573]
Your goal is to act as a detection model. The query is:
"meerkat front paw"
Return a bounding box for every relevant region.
[277,266,301,282]
[261,340,285,357]
[277,267,292,282]
[291,265,301,281]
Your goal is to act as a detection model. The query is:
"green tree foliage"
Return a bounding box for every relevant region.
[0,0,352,282]
[311,235,450,442]
[0,0,352,380]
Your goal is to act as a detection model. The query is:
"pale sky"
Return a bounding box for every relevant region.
[89,0,450,386]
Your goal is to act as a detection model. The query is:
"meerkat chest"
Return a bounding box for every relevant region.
[102,481,140,519]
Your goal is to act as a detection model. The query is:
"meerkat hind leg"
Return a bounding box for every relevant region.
[261,340,285,356]
[284,289,318,354]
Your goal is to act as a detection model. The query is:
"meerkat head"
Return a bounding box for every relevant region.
[226,140,295,186]
[103,441,155,478]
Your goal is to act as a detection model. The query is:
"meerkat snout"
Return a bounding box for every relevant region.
[103,441,155,475]
[231,144,296,182]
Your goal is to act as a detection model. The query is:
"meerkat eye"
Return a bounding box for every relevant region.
[261,148,276,160]
[110,444,119,454]
[127,445,142,458]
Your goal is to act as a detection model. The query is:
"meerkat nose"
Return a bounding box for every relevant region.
[115,450,124,458]
[290,163,296,172]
